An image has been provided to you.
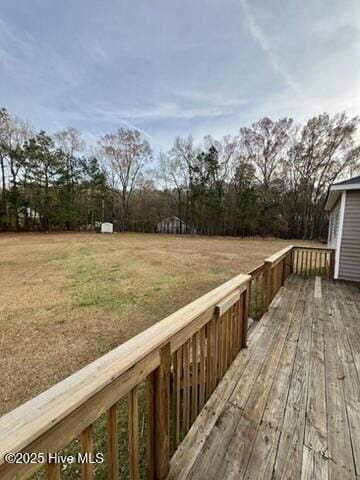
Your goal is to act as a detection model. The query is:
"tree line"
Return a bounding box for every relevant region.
[0,106,359,239]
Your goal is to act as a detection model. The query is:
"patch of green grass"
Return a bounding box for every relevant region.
[72,270,132,311]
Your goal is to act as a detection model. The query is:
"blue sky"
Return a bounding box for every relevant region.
[1,0,360,151]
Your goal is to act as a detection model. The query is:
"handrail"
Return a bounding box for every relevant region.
[292,245,335,251]
[0,272,250,479]
[247,263,265,276]
[265,245,294,268]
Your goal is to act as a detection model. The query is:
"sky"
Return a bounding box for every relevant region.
[1,0,360,152]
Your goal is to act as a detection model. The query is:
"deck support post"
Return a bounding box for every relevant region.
[149,342,171,480]
[263,261,271,312]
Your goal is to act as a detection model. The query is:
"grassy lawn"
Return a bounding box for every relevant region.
[0,232,314,416]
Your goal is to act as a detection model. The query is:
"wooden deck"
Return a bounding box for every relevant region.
[167,275,360,480]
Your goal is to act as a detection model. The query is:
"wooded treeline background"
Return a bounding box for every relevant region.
[0,106,359,239]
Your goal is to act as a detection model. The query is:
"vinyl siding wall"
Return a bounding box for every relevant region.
[338,191,360,282]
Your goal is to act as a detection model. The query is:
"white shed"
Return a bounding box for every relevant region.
[101,222,113,234]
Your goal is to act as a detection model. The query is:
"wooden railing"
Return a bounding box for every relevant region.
[248,245,335,319]
[0,244,335,480]
[0,273,251,480]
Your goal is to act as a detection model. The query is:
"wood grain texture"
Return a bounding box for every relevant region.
[128,387,139,480]
[167,276,360,480]
[45,463,60,480]
[81,425,94,480]
[155,343,171,480]
[107,404,119,480]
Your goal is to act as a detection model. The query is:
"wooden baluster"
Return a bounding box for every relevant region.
[128,386,139,480]
[263,261,271,312]
[183,340,190,435]
[81,425,94,480]
[227,307,233,369]
[234,298,239,353]
[321,251,324,274]
[248,278,252,319]
[293,249,296,274]
[230,304,235,362]
[214,315,219,386]
[46,462,60,480]
[224,311,229,370]
[206,321,211,401]
[218,315,223,378]
[211,318,217,391]
[238,294,244,350]
[191,333,199,423]
[147,372,156,480]
[301,249,305,274]
[271,267,275,300]
[222,314,227,376]
[232,302,238,357]
[241,287,249,348]
[281,258,286,286]
[329,250,335,279]
[173,348,182,448]
[254,275,258,316]
[232,304,237,359]
[199,327,206,409]
[296,248,300,273]
[107,404,119,480]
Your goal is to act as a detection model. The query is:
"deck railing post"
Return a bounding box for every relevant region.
[329,250,335,280]
[153,342,171,480]
[247,279,252,319]
[263,261,271,312]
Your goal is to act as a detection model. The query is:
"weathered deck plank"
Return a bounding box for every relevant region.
[166,277,360,480]
[301,284,328,480]
[244,298,305,480]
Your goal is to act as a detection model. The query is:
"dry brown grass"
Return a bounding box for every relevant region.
[0,232,317,415]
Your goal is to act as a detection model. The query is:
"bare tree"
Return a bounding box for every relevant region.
[99,128,152,230]
[160,135,198,231]
[54,127,84,161]
[0,108,11,218]
[240,117,293,190]
[286,112,360,238]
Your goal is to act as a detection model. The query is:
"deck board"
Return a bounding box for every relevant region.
[167,276,360,480]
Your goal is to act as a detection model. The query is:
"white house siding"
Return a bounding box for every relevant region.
[338,191,360,282]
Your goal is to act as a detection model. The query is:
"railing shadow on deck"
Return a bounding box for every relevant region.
[0,245,335,480]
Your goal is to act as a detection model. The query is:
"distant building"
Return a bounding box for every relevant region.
[325,175,360,281]
[156,216,196,234]
[101,222,113,233]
